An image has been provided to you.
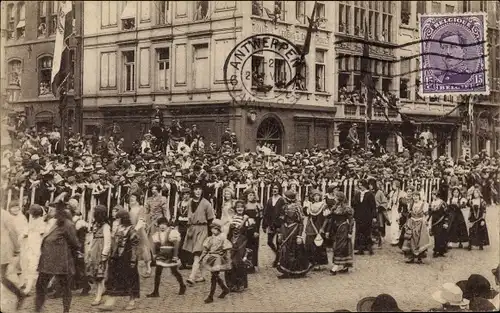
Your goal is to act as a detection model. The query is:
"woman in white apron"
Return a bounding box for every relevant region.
[387,180,407,246]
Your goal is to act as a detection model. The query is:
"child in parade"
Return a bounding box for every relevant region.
[146,217,186,298]
[86,205,111,306]
[199,219,231,303]
[225,200,249,292]
[176,187,193,269]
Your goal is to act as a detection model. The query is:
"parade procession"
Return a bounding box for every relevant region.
[1,1,500,313]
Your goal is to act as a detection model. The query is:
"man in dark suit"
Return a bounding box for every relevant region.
[262,183,286,267]
[353,180,377,255]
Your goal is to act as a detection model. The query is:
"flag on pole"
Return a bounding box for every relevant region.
[51,1,73,96]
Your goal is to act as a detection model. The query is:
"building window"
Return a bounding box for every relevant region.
[100,52,117,89]
[194,1,209,20]
[382,61,393,93]
[123,51,135,92]
[49,1,59,36]
[316,2,325,19]
[193,44,209,89]
[417,1,426,15]
[315,50,325,92]
[445,5,455,13]
[101,1,118,27]
[344,105,357,116]
[415,58,424,100]
[296,1,305,24]
[251,53,265,88]
[479,1,486,12]
[7,4,15,40]
[274,58,287,89]
[353,2,367,36]
[462,1,470,12]
[121,1,136,30]
[432,2,441,13]
[157,1,170,24]
[39,56,53,96]
[401,1,410,25]
[374,106,385,117]
[8,60,22,87]
[156,48,170,90]
[252,0,263,16]
[400,59,410,99]
[274,1,285,21]
[16,2,26,38]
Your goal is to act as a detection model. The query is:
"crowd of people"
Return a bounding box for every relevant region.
[1,113,499,312]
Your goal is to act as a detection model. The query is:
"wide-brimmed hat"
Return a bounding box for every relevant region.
[457,274,499,300]
[357,294,402,312]
[468,297,496,311]
[432,283,469,307]
[284,190,296,202]
[310,189,321,197]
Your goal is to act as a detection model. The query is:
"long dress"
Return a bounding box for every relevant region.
[446,197,469,244]
[277,203,312,276]
[22,216,46,284]
[176,199,193,266]
[388,189,407,245]
[85,222,111,282]
[129,204,152,264]
[401,200,431,259]
[468,198,490,248]
[104,225,140,298]
[353,190,377,253]
[302,202,328,266]
[428,199,449,255]
[327,205,354,267]
[244,202,261,269]
[225,215,248,291]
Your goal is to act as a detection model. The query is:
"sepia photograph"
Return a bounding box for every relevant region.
[0,1,499,312]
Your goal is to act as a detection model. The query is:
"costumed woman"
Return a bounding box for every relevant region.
[302,189,328,271]
[401,192,431,264]
[85,205,111,306]
[370,179,389,247]
[220,187,236,235]
[128,192,153,278]
[276,190,312,279]
[99,209,140,311]
[446,186,469,249]
[199,219,231,304]
[387,179,407,246]
[176,187,193,269]
[225,200,249,292]
[244,189,262,273]
[428,190,449,258]
[21,204,46,295]
[467,188,490,251]
[324,192,354,275]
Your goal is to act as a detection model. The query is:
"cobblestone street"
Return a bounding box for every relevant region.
[2,206,499,313]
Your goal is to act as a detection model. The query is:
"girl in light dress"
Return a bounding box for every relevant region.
[128,193,152,278]
[220,188,236,236]
[21,204,47,295]
[401,192,431,264]
[8,203,28,281]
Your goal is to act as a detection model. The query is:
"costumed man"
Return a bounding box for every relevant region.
[146,217,186,298]
[353,180,377,255]
[182,183,215,286]
[262,183,286,268]
[145,184,170,236]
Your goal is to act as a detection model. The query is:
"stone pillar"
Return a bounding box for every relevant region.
[486,140,491,155]
[432,131,438,160]
[333,122,340,148]
[396,134,403,153]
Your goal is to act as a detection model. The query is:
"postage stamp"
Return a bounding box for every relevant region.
[419,12,489,96]
[223,33,303,106]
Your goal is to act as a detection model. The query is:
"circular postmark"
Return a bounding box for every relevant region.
[223,33,303,105]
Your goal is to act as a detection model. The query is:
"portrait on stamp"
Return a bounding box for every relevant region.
[419,13,489,96]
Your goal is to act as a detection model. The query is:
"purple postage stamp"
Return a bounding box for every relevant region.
[419,13,489,96]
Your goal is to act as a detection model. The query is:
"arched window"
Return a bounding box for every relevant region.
[38,56,53,96]
[8,60,22,87]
